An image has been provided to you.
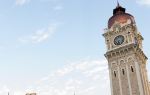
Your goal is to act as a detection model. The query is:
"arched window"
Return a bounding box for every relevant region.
[114,71,116,77]
[131,66,134,72]
[122,69,125,75]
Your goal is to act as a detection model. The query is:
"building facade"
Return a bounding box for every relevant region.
[103,3,150,95]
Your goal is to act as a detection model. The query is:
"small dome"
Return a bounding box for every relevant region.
[108,5,135,29]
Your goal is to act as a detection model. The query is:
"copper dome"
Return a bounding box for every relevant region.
[108,5,135,29]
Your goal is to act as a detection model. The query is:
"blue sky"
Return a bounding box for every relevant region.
[0,0,150,95]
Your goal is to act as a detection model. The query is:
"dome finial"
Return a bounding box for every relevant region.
[117,0,120,7]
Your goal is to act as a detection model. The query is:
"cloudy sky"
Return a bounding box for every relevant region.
[0,0,150,95]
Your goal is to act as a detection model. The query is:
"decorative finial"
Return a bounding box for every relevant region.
[117,0,120,7]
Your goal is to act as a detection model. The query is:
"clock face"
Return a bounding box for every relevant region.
[114,35,124,45]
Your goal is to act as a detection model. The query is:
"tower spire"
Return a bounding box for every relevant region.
[117,0,120,7]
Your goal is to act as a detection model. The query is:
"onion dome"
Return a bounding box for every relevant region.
[108,3,135,29]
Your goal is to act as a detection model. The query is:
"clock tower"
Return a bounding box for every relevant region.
[103,3,150,95]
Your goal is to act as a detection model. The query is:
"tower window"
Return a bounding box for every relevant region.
[114,71,116,77]
[131,66,134,72]
[122,69,125,75]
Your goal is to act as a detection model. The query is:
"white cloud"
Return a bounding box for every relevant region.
[27,58,110,95]
[136,0,150,5]
[15,0,31,6]
[19,24,58,44]
[13,91,25,95]
[0,58,110,95]
[0,85,10,95]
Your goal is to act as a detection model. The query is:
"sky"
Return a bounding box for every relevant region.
[0,0,150,95]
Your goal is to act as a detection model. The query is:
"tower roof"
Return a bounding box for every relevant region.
[113,2,125,15]
[108,3,135,29]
